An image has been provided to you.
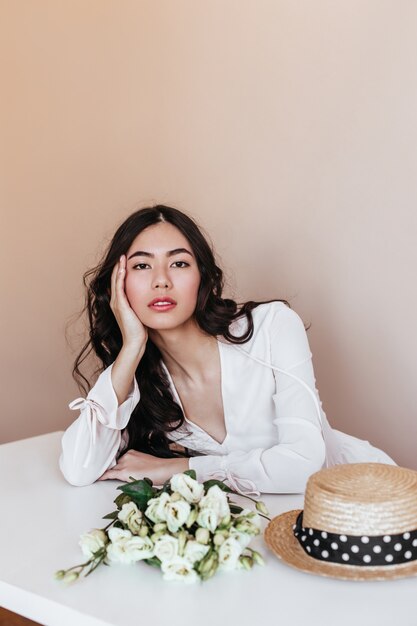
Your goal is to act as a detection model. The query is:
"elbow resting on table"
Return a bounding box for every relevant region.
[292,442,326,493]
[262,439,326,494]
[59,456,101,487]
[298,450,326,492]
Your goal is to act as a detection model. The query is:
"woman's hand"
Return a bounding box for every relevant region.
[110,255,148,352]
[98,450,190,485]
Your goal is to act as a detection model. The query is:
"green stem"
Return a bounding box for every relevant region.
[228,490,271,520]
[102,519,116,532]
[64,557,93,573]
[85,554,106,577]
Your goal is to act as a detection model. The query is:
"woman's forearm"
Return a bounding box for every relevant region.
[163,457,190,482]
[111,344,145,406]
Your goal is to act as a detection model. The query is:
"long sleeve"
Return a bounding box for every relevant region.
[59,363,140,486]
[189,305,326,494]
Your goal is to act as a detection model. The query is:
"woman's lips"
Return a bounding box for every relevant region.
[148,300,177,312]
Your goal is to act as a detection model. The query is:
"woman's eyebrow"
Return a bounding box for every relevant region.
[127,248,193,260]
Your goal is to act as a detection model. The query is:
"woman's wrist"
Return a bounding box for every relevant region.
[169,457,190,473]
[159,457,190,483]
[120,342,145,361]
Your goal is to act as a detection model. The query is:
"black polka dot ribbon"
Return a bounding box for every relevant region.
[294,512,417,566]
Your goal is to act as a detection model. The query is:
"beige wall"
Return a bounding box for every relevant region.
[1,1,416,468]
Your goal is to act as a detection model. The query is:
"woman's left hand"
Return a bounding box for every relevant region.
[98,450,189,485]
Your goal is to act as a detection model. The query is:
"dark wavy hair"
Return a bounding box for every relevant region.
[72,205,289,459]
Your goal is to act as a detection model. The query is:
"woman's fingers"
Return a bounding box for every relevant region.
[99,468,134,482]
[98,468,119,480]
[110,260,121,308]
[112,255,125,303]
[110,260,119,307]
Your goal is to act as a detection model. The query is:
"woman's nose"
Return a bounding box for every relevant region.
[152,270,172,289]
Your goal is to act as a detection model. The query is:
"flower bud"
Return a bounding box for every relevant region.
[151,530,166,542]
[185,507,198,528]
[153,522,167,533]
[234,521,260,535]
[219,514,231,527]
[239,556,253,570]
[255,501,269,516]
[213,532,225,546]
[139,525,149,537]
[170,491,182,502]
[198,551,218,579]
[177,530,188,556]
[63,571,79,583]
[251,550,265,566]
[54,570,66,580]
[195,527,210,544]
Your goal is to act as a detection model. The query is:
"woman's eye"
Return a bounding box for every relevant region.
[133,263,150,270]
[132,261,189,270]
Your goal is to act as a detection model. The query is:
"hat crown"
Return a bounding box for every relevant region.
[303,463,417,535]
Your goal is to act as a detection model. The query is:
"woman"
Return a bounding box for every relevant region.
[60,205,395,494]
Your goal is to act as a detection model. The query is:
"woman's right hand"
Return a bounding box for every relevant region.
[110,255,148,353]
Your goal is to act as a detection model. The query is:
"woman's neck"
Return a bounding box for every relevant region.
[148,319,218,384]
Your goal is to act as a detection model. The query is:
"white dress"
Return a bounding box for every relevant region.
[59,302,395,494]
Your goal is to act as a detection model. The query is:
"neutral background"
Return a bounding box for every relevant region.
[1,1,416,469]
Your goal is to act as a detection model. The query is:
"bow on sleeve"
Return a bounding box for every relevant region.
[68,397,104,469]
[205,468,260,497]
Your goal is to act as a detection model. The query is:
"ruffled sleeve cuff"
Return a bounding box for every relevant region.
[189,454,260,496]
[69,363,140,431]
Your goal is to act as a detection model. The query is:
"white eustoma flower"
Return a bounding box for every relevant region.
[229,527,252,549]
[153,535,180,563]
[79,529,108,559]
[108,527,132,542]
[217,536,244,571]
[106,527,154,564]
[200,485,230,517]
[196,485,231,532]
[161,557,199,583]
[196,507,220,533]
[184,540,210,564]
[145,492,170,523]
[118,501,143,534]
[170,473,204,503]
[123,536,154,562]
[234,509,262,535]
[165,497,191,533]
[240,509,262,529]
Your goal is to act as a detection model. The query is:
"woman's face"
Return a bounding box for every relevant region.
[124,222,201,330]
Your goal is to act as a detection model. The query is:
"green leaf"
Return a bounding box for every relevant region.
[203,479,233,493]
[114,493,131,510]
[229,504,244,514]
[102,511,118,520]
[144,556,162,568]
[183,469,197,480]
[117,479,155,511]
[113,520,124,529]
[143,477,153,487]
[156,478,172,496]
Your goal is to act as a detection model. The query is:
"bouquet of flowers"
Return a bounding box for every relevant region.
[56,470,269,584]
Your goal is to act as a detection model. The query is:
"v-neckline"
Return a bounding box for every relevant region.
[161,338,229,447]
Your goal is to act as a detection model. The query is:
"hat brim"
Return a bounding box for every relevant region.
[264,510,417,581]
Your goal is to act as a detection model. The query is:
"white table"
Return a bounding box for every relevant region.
[0,432,414,626]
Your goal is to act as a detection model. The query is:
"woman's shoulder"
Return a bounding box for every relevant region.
[231,300,303,338]
[249,300,302,327]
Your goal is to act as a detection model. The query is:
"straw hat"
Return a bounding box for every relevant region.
[264,463,417,581]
